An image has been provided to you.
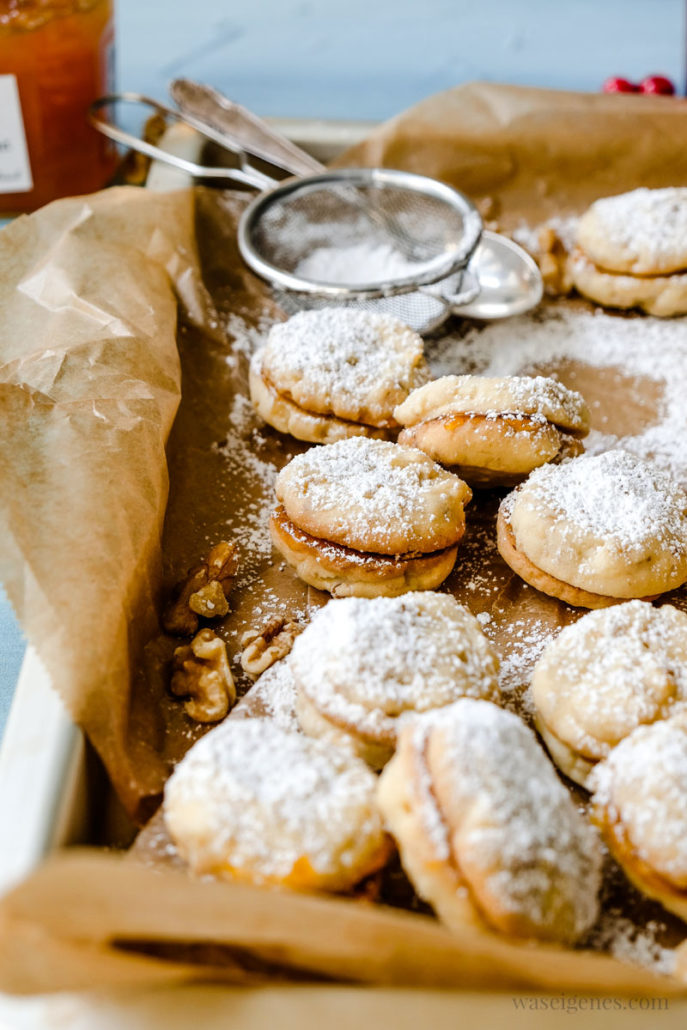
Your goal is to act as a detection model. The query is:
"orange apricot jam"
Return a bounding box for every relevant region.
[0,0,117,213]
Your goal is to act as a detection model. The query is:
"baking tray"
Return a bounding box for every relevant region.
[2,116,687,1027]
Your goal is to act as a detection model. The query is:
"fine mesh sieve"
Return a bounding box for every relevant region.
[90,88,542,333]
[238,168,482,294]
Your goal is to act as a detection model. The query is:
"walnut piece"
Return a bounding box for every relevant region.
[537,226,574,297]
[240,616,302,678]
[170,628,236,722]
[163,541,239,636]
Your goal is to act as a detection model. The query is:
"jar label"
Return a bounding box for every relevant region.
[0,75,33,194]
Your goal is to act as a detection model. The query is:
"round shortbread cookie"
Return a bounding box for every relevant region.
[290,594,499,767]
[571,249,687,318]
[378,699,602,944]
[394,374,590,435]
[259,308,431,428]
[163,717,390,890]
[591,712,687,921]
[269,506,459,598]
[249,353,390,443]
[532,602,687,787]
[503,450,687,600]
[275,437,472,556]
[577,187,687,276]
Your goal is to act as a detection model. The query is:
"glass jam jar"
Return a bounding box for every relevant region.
[0,0,117,213]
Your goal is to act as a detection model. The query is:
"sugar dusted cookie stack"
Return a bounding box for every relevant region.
[270,436,472,597]
[531,601,687,787]
[249,307,430,443]
[497,450,687,608]
[394,373,589,487]
[572,187,687,316]
[378,699,602,944]
[289,593,499,768]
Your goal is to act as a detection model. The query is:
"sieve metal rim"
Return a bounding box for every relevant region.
[237,167,483,299]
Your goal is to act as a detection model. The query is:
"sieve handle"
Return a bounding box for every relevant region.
[170,79,325,177]
[89,93,277,191]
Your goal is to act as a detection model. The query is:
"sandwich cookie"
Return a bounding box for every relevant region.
[531,601,687,787]
[394,374,589,487]
[497,450,687,608]
[571,248,687,318]
[250,307,430,443]
[591,712,687,923]
[164,716,391,890]
[377,699,602,943]
[577,187,687,276]
[290,593,499,768]
[271,436,472,597]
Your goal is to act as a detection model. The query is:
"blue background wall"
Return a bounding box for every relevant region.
[119,0,686,119]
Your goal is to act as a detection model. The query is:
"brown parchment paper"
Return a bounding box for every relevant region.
[0,186,215,818]
[2,84,687,997]
[336,81,687,224]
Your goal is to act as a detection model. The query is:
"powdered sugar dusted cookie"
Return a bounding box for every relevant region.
[249,352,390,444]
[497,450,687,607]
[532,601,687,787]
[163,717,390,890]
[251,307,430,442]
[395,374,589,486]
[571,248,687,318]
[378,699,602,943]
[591,712,687,922]
[290,594,499,767]
[275,436,472,556]
[577,188,687,276]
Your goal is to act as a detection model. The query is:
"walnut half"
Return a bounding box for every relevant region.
[240,616,302,678]
[163,541,239,636]
[170,628,236,722]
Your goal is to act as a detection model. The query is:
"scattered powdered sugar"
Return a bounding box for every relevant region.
[518,450,687,558]
[591,715,687,883]
[494,617,551,709]
[295,241,421,286]
[164,717,383,882]
[415,699,602,939]
[586,912,676,975]
[289,595,499,739]
[230,658,300,732]
[425,305,687,485]
[532,602,687,757]
[223,310,273,371]
[211,428,277,584]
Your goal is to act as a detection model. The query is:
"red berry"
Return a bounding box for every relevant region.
[640,75,675,95]
[602,76,639,93]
